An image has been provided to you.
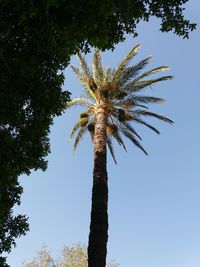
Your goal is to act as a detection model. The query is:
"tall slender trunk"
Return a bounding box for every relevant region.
[88,103,108,267]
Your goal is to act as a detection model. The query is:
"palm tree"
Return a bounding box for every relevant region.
[66,44,173,267]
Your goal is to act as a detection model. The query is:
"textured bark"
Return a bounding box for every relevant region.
[88,103,108,267]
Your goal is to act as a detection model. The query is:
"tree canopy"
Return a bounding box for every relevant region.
[23,244,119,267]
[0,172,29,267]
[68,45,173,159]
[0,0,196,265]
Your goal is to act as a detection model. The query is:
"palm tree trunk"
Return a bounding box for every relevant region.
[88,103,108,267]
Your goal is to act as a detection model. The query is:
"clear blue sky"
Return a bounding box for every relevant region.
[6,1,200,266]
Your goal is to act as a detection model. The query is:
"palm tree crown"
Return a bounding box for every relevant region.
[67,44,173,163]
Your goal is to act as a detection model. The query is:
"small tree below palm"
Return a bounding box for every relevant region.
[23,244,119,267]
[67,45,173,267]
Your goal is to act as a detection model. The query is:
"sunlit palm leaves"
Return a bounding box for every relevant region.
[67,44,173,163]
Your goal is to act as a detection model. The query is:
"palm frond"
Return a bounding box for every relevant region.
[120,121,142,140]
[114,100,149,110]
[73,126,87,152]
[68,121,80,142]
[65,98,94,109]
[112,131,127,151]
[113,44,141,81]
[119,56,152,86]
[71,65,96,98]
[135,66,170,81]
[103,68,114,83]
[93,48,104,85]
[135,110,174,124]
[89,130,94,142]
[133,117,160,134]
[71,65,81,78]
[134,104,149,109]
[107,137,117,164]
[77,52,91,78]
[121,129,148,155]
[130,95,166,104]
[123,76,173,93]
[113,100,133,108]
[111,90,127,100]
